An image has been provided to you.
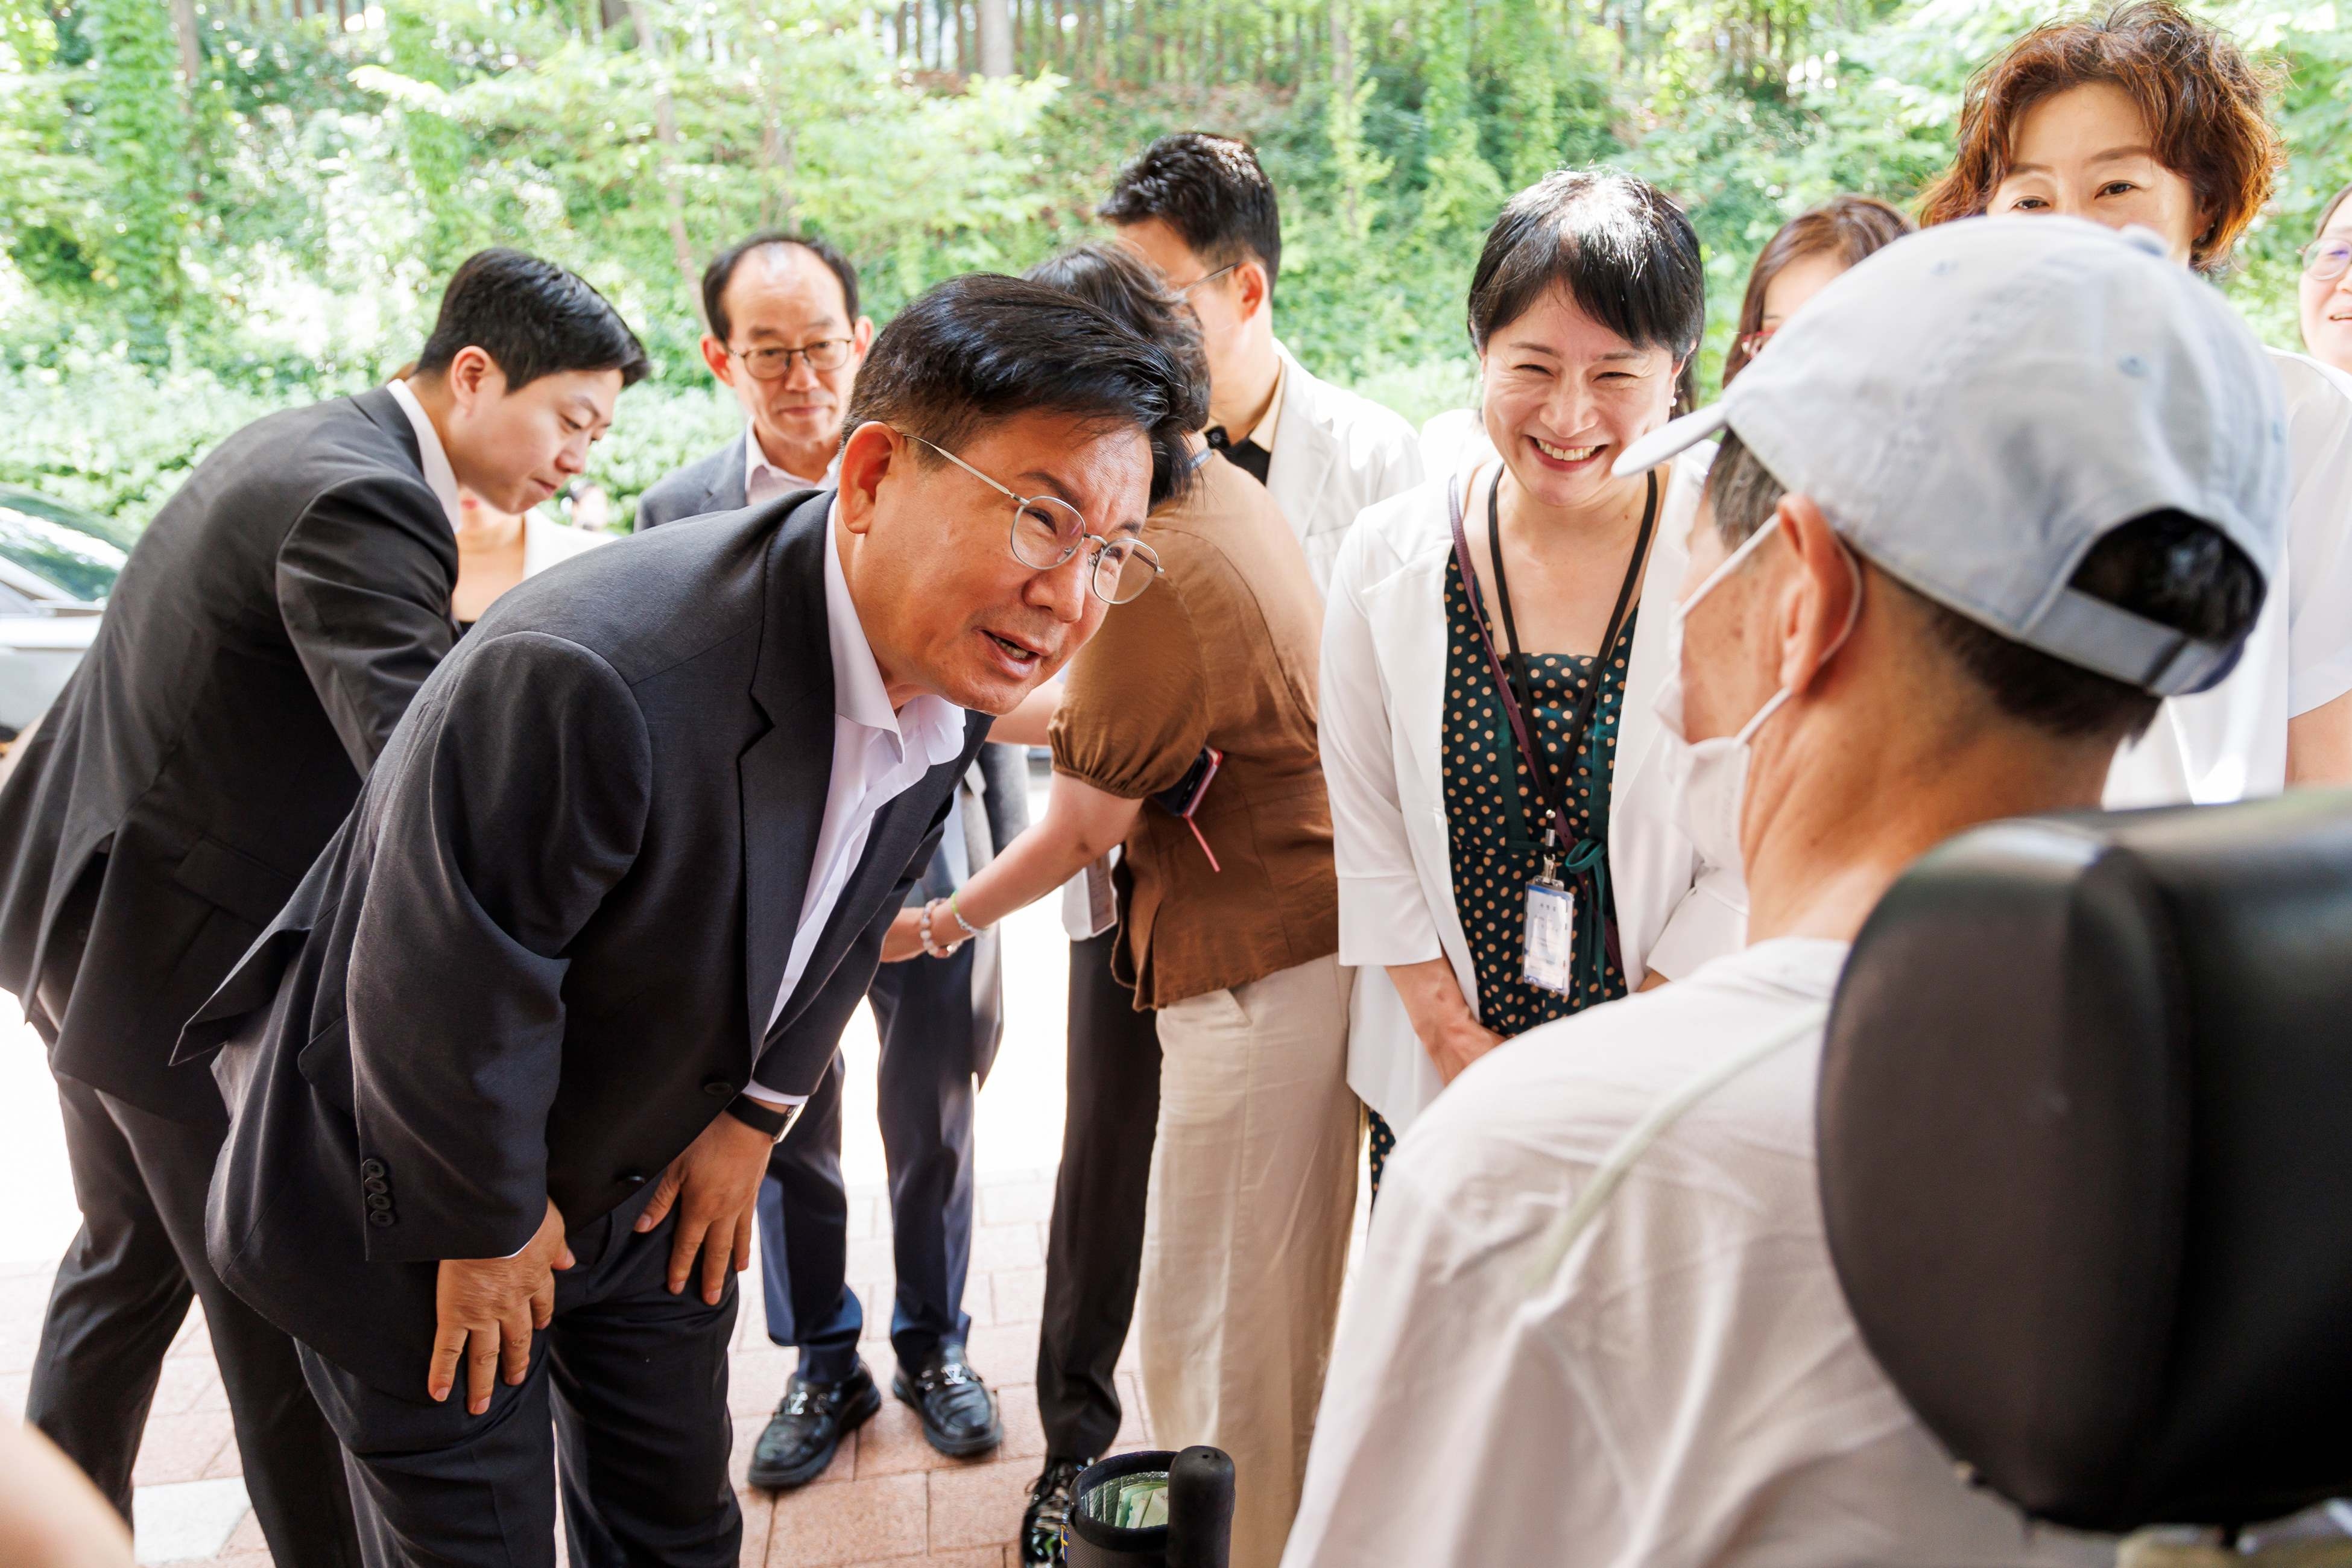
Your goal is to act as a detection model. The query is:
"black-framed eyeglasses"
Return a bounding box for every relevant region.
[2303,238,2352,284]
[1174,262,1238,299]
[899,431,1161,605]
[729,339,856,379]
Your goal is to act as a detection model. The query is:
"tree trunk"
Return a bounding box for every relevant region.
[169,0,200,84]
[977,0,1011,74]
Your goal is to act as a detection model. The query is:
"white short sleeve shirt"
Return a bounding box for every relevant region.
[1283,939,2114,1568]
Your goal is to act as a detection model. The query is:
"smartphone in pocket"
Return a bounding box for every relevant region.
[1149,745,1224,871]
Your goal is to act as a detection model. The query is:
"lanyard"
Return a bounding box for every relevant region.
[1447,465,1655,990]
[1447,465,1656,860]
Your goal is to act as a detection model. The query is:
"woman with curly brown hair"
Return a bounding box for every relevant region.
[1917,1,2352,801]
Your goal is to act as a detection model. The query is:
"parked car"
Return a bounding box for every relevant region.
[0,486,132,741]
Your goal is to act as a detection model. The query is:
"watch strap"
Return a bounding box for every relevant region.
[724,1093,795,1142]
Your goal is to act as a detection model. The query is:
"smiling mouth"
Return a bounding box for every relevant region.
[1531,435,1605,464]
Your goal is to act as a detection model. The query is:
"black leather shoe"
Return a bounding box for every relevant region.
[1020,1454,1091,1566]
[747,1362,882,1490]
[891,1342,1003,1457]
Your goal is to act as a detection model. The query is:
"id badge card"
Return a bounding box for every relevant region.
[1522,878,1578,996]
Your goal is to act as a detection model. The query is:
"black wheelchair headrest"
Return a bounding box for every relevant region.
[1818,790,2352,1533]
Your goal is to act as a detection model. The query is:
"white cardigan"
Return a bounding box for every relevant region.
[1318,450,1747,1134]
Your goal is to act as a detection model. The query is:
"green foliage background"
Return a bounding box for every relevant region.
[0,0,2343,525]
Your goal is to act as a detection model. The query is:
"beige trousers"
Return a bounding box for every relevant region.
[1139,952,1359,1568]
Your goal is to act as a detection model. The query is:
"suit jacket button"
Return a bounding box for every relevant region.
[365,1192,393,1212]
[367,1210,394,1227]
[619,1170,649,1186]
[362,1176,390,1196]
[360,1158,387,1179]
[702,1079,733,1098]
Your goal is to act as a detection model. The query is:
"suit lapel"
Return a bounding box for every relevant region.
[770,724,982,1043]
[738,492,838,1063]
[711,438,750,515]
[1265,346,1340,549]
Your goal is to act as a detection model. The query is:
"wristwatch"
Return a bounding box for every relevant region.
[723,1093,797,1143]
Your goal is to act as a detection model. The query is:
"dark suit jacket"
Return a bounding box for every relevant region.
[180,492,988,1396]
[633,436,748,531]
[0,388,458,1122]
[637,435,1028,1081]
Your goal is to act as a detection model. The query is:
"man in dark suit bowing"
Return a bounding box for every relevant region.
[640,229,1031,1484]
[177,274,1201,1568]
[0,248,644,1565]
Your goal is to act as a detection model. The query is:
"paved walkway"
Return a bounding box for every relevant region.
[2,1163,1149,1567]
[0,879,1154,1566]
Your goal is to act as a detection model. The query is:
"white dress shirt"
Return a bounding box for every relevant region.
[386,378,463,534]
[1284,939,2114,1568]
[741,503,966,1105]
[743,423,836,510]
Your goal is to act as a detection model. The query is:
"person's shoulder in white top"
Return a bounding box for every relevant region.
[521,510,614,578]
[2107,348,2352,803]
[1282,938,2113,1568]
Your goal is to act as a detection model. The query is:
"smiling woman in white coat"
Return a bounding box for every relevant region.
[1321,170,1748,1184]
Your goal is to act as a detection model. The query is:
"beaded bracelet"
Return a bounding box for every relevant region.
[918,897,964,959]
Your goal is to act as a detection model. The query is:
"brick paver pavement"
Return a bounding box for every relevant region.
[0,1169,1152,1568]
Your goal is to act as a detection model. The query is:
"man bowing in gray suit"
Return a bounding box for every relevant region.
[639,232,1028,1485]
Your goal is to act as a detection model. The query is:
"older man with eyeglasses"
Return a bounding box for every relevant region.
[636,235,1055,1486]
[637,233,873,526]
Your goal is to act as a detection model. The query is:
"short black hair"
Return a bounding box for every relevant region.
[416,248,649,389]
[1022,243,1210,425]
[1468,169,1706,412]
[842,274,1204,510]
[1704,431,2265,741]
[1098,133,1282,292]
[701,232,862,346]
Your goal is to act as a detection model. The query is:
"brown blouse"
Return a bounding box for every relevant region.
[1050,451,1338,1009]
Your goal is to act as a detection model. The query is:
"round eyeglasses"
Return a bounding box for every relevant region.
[729,339,856,379]
[899,432,1161,605]
[2303,238,2352,285]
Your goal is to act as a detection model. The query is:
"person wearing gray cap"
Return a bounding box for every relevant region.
[1280,214,2285,1568]
[1915,1,2352,803]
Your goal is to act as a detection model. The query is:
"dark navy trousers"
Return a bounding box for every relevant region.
[754,937,978,1382]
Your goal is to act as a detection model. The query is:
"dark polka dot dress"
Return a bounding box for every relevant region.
[1365,561,1636,1200]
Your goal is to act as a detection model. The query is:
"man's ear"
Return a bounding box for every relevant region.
[851,317,876,355]
[1774,492,1862,696]
[1234,259,1271,324]
[698,334,733,385]
[445,346,501,415]
[835,422,898,538]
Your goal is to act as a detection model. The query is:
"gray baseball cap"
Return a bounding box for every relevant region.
[1617,215,2289,697]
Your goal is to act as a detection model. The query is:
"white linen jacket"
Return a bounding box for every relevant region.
[1264,343,1427,595]
[1320,450,1747,1134]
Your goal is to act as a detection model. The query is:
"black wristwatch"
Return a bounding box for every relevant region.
[724,1093,797,1143]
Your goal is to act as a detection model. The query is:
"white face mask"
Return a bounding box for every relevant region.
[1652,514,1862,881]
